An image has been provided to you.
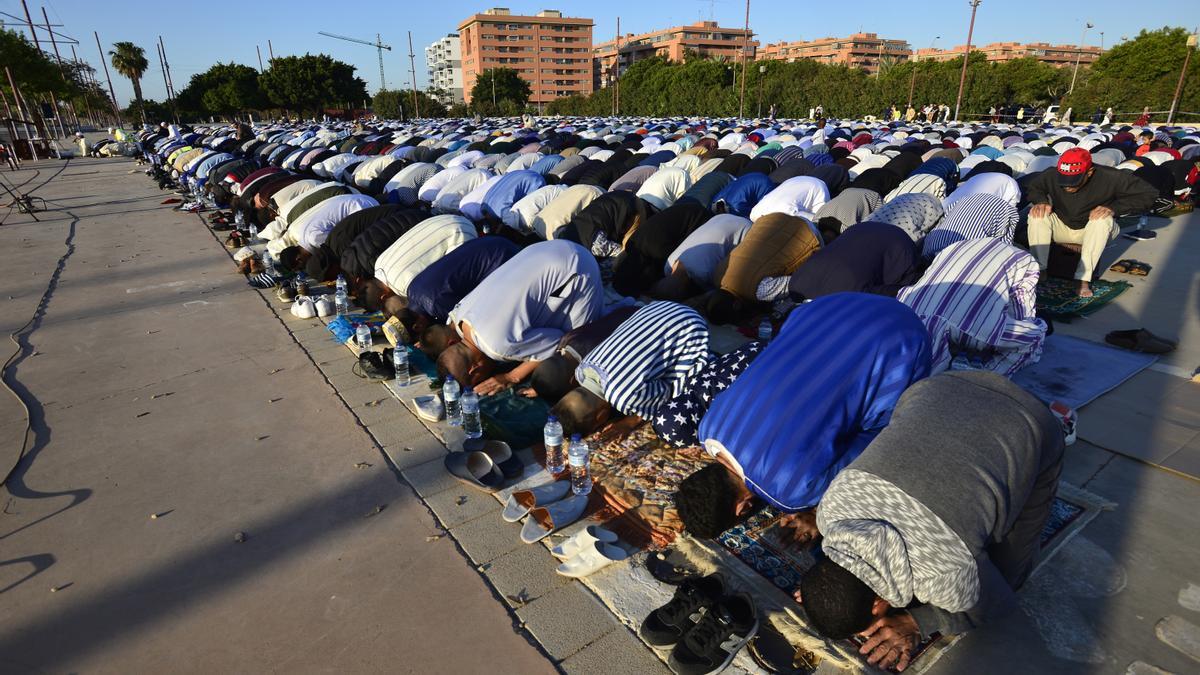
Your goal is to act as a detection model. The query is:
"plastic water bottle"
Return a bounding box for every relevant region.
[392,345,409,386]
[262,250,276,276]
[248,222,259,240]
[568,434,592,495]
[1138,214,1148,230]
[757,318,773,342]
[336,274,348,295]
[235,209,245,226]
[544,415,565,475]
[461,390,482,439]
[355,323,371,351]
[443,376,462,426]
[334,288,349,317]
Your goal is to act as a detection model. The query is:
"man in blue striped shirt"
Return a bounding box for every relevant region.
[552,302,710,439]
[676,293,932,541]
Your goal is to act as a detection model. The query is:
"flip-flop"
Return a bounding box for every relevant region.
[444,451,505,492]
[1108,259,1134,273]
[520,493,589,544]
[1129,261,1152,276]
[555,540,629,578]
[1104,329,1176,354]
[502,480,572,522]
[464,438,523,479]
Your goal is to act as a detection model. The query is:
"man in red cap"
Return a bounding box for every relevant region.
[1026,147,1157,297]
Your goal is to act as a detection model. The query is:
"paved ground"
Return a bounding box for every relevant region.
[0,158,553,674]
[2,157,1198,675]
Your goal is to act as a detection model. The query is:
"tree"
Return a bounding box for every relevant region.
[109,41,148,113]
[373,89,448,119]
[469,68,531,115]
[1065,27,1199,119]
[259,54,367,116]
[174,63,267,121]
[123,98,173,123]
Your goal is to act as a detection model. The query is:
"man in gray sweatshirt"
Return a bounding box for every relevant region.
[799,371,1064,671]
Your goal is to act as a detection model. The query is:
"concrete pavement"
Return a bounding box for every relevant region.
[0,157,555,673]
[2,156,1198,675]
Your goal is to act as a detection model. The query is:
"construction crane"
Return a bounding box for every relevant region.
[318,31,391,91]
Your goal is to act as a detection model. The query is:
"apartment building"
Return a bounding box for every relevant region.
[592,20,757,89]
[913,42,1102,67]
[759,33,911,74]
[425,34,465,105]
[458,8,593,107]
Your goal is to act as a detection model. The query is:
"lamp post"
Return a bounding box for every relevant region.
[953,0,981,122]
[1167,30,1198,125]
[908,36,939,109]
[1100,31,1105,51]
[1069,21,1094,94]
[757,64,766,118]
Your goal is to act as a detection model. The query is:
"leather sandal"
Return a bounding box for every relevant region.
[503,480,572,522]
[444,451,504,492]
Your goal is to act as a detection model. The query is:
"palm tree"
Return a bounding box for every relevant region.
[109,41,148,119]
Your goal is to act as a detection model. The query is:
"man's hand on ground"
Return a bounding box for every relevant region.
[1029,203,1052,219]
[777,510,819,549]
[858,612,920,672]
[594,415,642,444]
[1089,205,1114,220]
[474,373,514,396]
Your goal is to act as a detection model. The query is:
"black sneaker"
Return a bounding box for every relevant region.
[668,593,758,675]
[353,352,394,381]
[640,574,726,647]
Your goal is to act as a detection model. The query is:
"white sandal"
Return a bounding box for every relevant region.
[556,539,628,578]
[550,525,618,560]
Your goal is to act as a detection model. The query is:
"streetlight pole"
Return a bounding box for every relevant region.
[757,64,766,118]
[1168,30,1198,125]
[953,0,981,122]
[738,0,751,119]
[908,36,939,110]
[1069,21,1094,94]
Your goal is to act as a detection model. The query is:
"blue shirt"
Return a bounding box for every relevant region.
[406,237,520,322]
[698,293,932,511]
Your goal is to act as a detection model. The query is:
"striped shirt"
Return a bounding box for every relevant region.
[576,302,711,419]
[374,215,477,296]
[922,194,1020,260]
[898,238,1046,376]
[884,174,948,203]
[698,293,932,511]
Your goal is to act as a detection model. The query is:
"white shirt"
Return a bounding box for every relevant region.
[374,215,477,296]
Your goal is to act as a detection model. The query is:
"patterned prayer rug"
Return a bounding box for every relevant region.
[717,482,1112,673]
[1036,276,1130,319]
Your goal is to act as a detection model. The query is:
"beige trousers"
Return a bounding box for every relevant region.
[1027,212,1118,281]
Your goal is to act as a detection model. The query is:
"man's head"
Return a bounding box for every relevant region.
[674,463,757,538]
[701,289,748,325]
[436,340,493,386]
[649,265,698,301]
[529,354,580,404]
[550,386,612,438]
[382,295,409,320]
[418,323,457,359]
[816,118,827,130]
[356,279,388,312]
[1056,148,1094,192]
[799,558,887,639]
[276,246,312,276]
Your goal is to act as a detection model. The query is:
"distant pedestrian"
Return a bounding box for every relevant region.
[1092,107,1103,124]
[1102,107,1113,125]
[0,143,18,171]
[1135,106,1151,126]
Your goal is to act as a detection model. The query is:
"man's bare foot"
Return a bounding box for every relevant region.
[1078,280,1094,298]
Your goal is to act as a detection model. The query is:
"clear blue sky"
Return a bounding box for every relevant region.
[12,0,1196,106]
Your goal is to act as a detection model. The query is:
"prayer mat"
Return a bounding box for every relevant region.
[1013,334,1156,409]
[1036,276,1130,319]
[587,422,715,548]
[480,389,549,449]
[714,481,1113,673]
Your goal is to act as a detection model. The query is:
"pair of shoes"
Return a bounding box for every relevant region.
[275,284,297,302]
[500,473,590,544]
[1108,259,1152,275]
[552,525,628,577]
[291,296,316,319]
[641,574,759,675]
[444,440,523,493]
[353,352,394,381]
[1104,328,1176,354]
